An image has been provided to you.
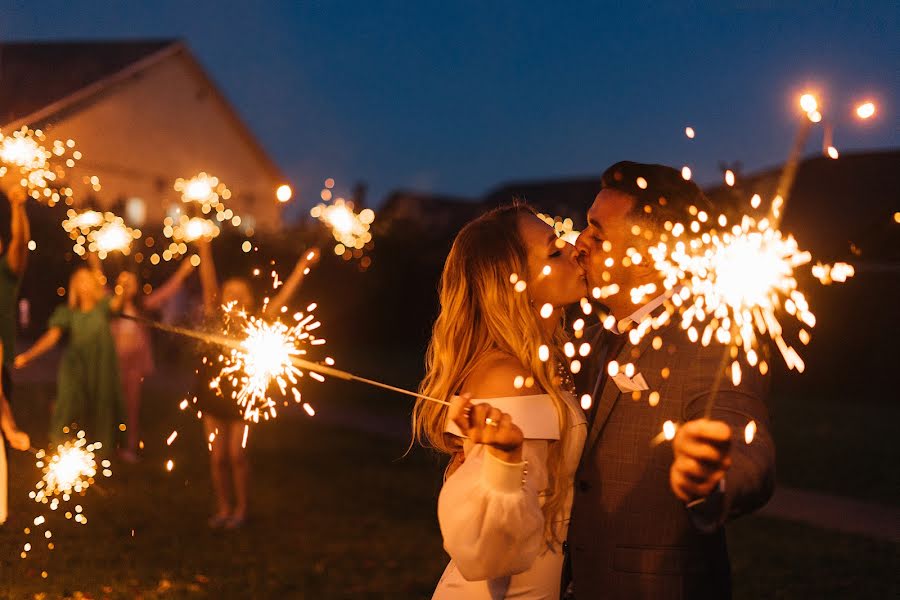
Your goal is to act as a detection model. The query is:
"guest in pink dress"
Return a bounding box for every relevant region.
[110,259,196,462]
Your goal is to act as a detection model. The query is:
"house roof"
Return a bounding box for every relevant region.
[0,38,285,182]
[0,39,175,126]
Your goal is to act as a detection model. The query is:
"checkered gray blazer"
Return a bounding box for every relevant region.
[569,322,775,599]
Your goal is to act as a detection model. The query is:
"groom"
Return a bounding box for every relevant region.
[569,161,775,598]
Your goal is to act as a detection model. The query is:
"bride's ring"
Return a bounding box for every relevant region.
[485,417,498,427]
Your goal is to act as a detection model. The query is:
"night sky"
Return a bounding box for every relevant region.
[2,1,897,211]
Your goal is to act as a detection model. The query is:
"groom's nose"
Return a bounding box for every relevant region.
[575,233,590,259]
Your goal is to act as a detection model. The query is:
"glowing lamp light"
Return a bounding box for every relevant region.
[855,101,875,120]
[276,184,293,203]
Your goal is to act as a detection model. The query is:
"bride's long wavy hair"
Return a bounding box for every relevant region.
[412,203,572,545]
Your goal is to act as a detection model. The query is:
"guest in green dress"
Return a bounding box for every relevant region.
[15,266,124,451]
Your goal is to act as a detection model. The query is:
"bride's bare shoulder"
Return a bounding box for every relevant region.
[463,352,541,399]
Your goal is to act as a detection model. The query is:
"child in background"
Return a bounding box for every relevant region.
[15,263,124,451]
[194,238,318,528]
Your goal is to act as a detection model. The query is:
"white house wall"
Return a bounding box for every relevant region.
[29,52,284,231]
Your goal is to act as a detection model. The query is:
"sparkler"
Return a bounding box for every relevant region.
[311,189,375,259]
[160,214,220,259]
[119,314,452,412]
[174,172,231,212]
[21,431,112,560]
[0,126,82,206]
[615,186,855,424]
[62,209,141,258]
[211,302,325,422]
[31,432,110,505]
[812,261,855,285]
[165,173,241,262]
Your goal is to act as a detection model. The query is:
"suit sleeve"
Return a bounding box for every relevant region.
[437,441,546,581]
[681,343,776,527]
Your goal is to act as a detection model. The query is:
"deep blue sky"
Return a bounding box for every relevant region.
[2,1,897,211]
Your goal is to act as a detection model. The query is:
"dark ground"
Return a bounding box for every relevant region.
[0,361,897,599]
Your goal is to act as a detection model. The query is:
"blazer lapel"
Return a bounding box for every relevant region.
[583,329,658,456]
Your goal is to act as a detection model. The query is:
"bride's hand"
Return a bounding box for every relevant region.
[450,395,524,463]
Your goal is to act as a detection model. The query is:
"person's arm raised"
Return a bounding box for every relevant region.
[5,186,30,277]
[264,247,320,316]
[144,257,196,312]
[196,238,219,315]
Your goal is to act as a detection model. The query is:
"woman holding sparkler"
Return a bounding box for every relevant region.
[0,340,30,525]
[413,204,588,600]
[15,262,124,451]
[194,237,319,529]
[110,258,196,462]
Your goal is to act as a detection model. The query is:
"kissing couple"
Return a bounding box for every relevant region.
[413,161,776,599]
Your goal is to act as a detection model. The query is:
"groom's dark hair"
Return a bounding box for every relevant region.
[600,161,713,227]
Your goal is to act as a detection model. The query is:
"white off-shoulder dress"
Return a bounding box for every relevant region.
[432,393,587,600]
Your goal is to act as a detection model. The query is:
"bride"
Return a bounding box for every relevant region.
[413,204,589,599]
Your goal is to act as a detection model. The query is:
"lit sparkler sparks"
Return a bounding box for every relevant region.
[644,211,813,374]
[211,302,327,423]
[160,214,220,259]
[0,126,82,205]
[311,186,375,259]
[62,209,142,258]
[537,213,581,244]
[22,431,112,559]
[811,261,855,285]
[31,432,109,505]
[622,194,853,391]
[174,172,232,212]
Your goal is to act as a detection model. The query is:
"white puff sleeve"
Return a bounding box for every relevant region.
[436,439,548,581]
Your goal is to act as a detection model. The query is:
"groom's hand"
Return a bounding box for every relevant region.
[670,419,732,502]
[449,395,524,463]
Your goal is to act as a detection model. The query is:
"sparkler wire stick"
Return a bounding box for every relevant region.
[702,105,814,417]
[701,344,733,420]
[118,314,451,407]
[775,118,814,206]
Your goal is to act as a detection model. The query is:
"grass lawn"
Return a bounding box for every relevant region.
[770,392,900,505]
[1,374,897,599]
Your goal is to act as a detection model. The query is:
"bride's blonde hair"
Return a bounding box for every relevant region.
[413,204,572,545]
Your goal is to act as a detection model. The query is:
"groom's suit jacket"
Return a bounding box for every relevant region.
[569,315,775,599]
